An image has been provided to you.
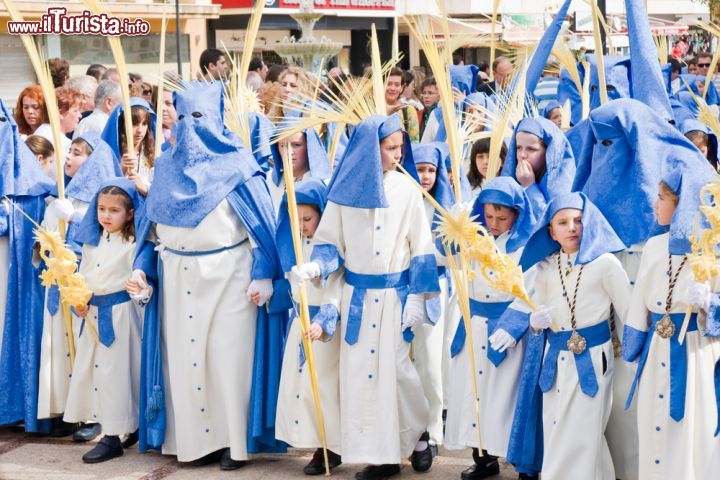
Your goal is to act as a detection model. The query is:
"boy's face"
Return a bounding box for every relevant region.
[380,130,404,172]
[548,208,583,254]
[483,204,517,237]
[416,163,437,191]
[547,108,563,128]
[65,142,90,177]
[653,187,677,227]
[421,85,439,108]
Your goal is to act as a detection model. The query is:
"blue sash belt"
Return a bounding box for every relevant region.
[344,269,410,345]
[47,284,60,316]
[162,238,248,257]
[297,305,320,366]
[626,312,698,422]
[88,290,131,347]
[538,321,611,397]
[450,300,512,368]
[425,266,447,325]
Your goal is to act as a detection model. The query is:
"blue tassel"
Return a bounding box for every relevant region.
[145,385,163,421]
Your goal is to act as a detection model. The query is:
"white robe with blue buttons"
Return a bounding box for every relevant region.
[63,231,142,435]
[528,251,631,480]
[156,199,258,462]
[444,232,526,457]
[275,239,342,452]
[625,233,720,479]
[311,171,436,465]
[36,197,88,420]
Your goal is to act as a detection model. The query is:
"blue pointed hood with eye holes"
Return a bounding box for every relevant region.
[145,82,262,228]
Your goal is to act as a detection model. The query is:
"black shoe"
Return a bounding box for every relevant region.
[82,436,123,464]
[410,431,433,472]
[219,448,248,471]
[303,448,342,475]
[461,461,500,480]
[73,423,102,442]
[121,430,138,449]
[518,474,538,480]
[191,449,224,466]
[354,464,401,480]
[50,420,78,437]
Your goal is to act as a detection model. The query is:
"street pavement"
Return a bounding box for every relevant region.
[0,427,519,479]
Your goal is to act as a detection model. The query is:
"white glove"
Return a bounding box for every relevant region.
[53,198,75,222]
[530,305,553,331]
[402,294,426,331]
[449,202,472,218]
[687,281,711,311]
[489,328,517,352]
[247,279,274,307]
[130,269,152,303]
[289,262,321,285]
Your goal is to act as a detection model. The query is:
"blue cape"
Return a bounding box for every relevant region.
[449,64,480,95]
[276,178,328,274]
[62,132,121,204]
[100,97,157,164]
[412,142,454,211]
[146,82,262,228]
[270,118,331,187]
[326,114,418,209]
[519,192,625,270]
[556,67,583,126]
[681,118,719,168]
[501,117,576,212]
[570,98,710,252]
[471,177,536,253]
[0,99,53,432]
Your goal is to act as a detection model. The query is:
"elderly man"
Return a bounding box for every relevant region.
[478,56,514,96]
[66,75,98,115]
[73,80,121,138]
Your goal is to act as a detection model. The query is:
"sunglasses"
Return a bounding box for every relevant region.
[698,63,712,68]
[142,89,152,96]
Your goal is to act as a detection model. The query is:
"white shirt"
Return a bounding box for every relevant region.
[34,123,71,158]
[73,109,110,139]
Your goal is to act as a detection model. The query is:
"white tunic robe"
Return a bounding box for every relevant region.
[626,233,720,479]
[312,171,437,465]
[444,232,525,457]
[156,199,257,462]
[37,197,88,419]
[531,251,631,480]
[63,232,142,435]
[276,240,342,452]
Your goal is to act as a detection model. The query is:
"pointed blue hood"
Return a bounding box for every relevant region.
[471,176,537,253]
[271,116,331,186]
[0,98,53,197]
[248,112,276,173]
[571,98,710,250]
[450,65,480,95]
[557,67,583,126]
[276,177,328,273]
[100,97,157,162]
[145,81,261,228]
[62,132,121,203]
[519,192,625,270]
[524,0,573,95]
[326,114,417,209]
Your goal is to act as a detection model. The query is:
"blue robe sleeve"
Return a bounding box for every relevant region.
[496,307,531,342]
[524,184,548,214]
[621,324,648,362]
[706,293,720,337]
[409,253,440,296]
[312,303,340,338]
[226,174,288,454]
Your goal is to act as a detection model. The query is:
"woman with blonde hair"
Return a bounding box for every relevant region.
[267,66,312,122]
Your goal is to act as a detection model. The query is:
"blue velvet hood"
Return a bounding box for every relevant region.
[450,64,480,95]
[412,142,454,211]
[270,117,331,186]
[62,132,121,203]
[100,97,156,161]
[145,81,262,228]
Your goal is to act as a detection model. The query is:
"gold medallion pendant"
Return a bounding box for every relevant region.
[655,315,676,339]
[567,330,587,354]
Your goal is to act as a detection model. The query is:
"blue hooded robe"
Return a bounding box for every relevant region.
[100,97,157,170]
[141,81,289,453]
[0,98,54,432]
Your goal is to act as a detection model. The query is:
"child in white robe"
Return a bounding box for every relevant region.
[445,177,536,480]
[36,132,119,435]
[64,179,153,463]
[293,114,440,480]
[507,192,631,480]
[623,176,720,479]
[276,178,343,475]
